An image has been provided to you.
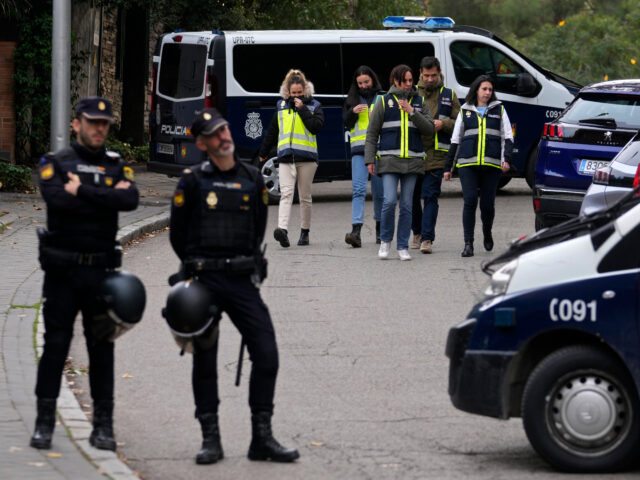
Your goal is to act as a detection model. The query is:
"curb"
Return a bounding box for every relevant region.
[34,212,171,480]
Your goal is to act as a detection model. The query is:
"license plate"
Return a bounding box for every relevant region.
[157,143,174,155]
[578,159,609,175]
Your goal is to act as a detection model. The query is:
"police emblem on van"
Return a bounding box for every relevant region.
[245,112,263,139]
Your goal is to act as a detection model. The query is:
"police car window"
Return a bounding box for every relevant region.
[450,41,524,94]
[341,42,435,91]
[597,221,640,272]
[233,44,341,94]
[158,44,207,99]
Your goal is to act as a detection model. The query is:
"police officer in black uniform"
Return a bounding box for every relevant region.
[169,108,299,465]
[31,97,139,451]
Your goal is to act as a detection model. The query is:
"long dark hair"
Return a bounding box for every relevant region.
[389,64,413,88]
[465,75,497,106]
[345,65,382,108]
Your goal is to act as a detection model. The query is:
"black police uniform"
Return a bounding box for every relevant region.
[169,108,298,464]
[31,97,139,451]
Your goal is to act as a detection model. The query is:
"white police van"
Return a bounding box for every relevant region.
[447,187,640,472]
[148,16,580,201]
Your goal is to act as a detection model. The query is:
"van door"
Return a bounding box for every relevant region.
[444,38,559,175]
[149,34,210,175]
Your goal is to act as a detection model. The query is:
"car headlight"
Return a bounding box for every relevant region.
[482,259,518,300]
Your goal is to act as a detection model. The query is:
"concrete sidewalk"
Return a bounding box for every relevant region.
[0,167,176,479]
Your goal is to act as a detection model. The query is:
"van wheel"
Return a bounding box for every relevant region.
[497,177,511,189]
[522,346,640,473]
[261,157,281,204]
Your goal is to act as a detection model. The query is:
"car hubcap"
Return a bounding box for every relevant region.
[261,158,280,197]
[548,373,631,455]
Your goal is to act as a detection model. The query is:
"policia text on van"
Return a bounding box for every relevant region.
[148,16,580,201]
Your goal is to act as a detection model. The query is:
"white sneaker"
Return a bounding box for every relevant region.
[398,249,412,261]
[410,234,421,249]
[378,241,390,259]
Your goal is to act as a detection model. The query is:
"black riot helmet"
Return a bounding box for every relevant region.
[162,280,219,354]
[92,271,146,342]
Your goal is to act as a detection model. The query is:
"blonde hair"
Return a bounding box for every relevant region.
[279,68,315,99]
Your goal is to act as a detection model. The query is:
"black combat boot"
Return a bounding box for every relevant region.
[30,398,57,449]
[247,412,300,462]
[483,229,494,252]
[89,400,116,451]
[345,223,362,248]
[195,413,224,464]
[375,221,381,244]
[273,228,290,248]
[297,229,310,246]
[461,241,474,257]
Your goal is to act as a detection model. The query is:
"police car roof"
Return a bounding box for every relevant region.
[581,79,640,95]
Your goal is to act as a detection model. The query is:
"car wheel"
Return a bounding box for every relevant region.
[522,346,640,473]
[525,145,539,189]
[260,157,281,204]
[497,176,511,189]
[534,215,546,231]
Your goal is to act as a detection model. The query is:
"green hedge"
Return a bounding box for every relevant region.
[0,162,33,192]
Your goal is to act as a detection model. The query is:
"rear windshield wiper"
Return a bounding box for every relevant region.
[578,117,617,128]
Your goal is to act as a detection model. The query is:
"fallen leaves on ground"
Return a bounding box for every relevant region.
[122,373,134,378]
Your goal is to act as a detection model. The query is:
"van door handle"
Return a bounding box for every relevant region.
[245,101,263,108]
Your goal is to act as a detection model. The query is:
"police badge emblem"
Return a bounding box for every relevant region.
[281,100,286,108]
[206,191,218,208]
[466,111,472,118]
[245,112,263,139]
[388,98,394,108]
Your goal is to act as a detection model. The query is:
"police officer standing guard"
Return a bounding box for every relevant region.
[32,97,140,450]
[169,108,299,464]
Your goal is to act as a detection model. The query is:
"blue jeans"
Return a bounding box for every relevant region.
[351,155,383,224]
[458,166,501,242]
[421,169,444,242]
[380,173,417,250]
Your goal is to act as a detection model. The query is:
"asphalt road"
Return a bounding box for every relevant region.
[67,179,638,479]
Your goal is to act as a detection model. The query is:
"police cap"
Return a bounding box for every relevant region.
[75,96,114,122]
[191,108,229,137]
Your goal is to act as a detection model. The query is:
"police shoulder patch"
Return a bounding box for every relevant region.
[40,162,54,180]
[123,166,134,181]
[173,189,185,207]
[262,188,269,205]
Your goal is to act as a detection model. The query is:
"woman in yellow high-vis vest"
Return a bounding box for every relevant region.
[343,65,384,247]
[259,69,324,248]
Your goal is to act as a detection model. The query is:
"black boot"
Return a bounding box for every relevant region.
[273,228,290,248]
[30,398,56,449]
[461,241,474,257]
[483,230,494,252]
[297,229,309,246]
[89,400,116,451]
[375,221,381,244]
[345,223,362,248]
[248,412,300,462]
[195,413,224,464]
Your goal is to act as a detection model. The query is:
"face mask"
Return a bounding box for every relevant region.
[359,87,375,98]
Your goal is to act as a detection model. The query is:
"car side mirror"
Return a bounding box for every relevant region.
[516,72,539,97]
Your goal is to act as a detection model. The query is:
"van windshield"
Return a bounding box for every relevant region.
[158,43,207,99]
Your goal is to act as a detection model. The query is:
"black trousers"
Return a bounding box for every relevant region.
[458,165,502,242]
[192,273,278,417]
[36,267,114,403]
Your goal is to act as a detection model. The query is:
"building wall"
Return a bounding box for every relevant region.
[0,42,16,163]
[99,7,123,125]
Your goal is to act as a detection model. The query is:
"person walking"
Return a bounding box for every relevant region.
[170,108,299,465]
[31,97,139,451]
[410,56,460,254]
[444,75,513,257]
[364,65,434,261]
[259,69,324,248]
[343,65,384,247]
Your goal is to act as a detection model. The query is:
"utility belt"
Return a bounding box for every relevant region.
[182,247,268,282]
[37,227,122,270]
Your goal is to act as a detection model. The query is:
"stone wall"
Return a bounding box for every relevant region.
[0,42,16,163]
[99,8,123,126]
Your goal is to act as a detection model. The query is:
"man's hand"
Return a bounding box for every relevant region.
[367,163,376,176]
[64,172,81,196]
[444,172,452,181]
[115,180,131,189]
[434,119,443,131]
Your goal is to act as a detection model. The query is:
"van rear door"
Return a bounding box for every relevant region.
[149,34,211,175]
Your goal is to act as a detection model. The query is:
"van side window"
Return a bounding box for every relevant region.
[233,44,341,94]
[159,43,207,99]
[450,41,525,95]
[341,42,435,91]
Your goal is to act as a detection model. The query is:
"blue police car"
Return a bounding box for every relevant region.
[533,79,640,230]
[447,187,640,472]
